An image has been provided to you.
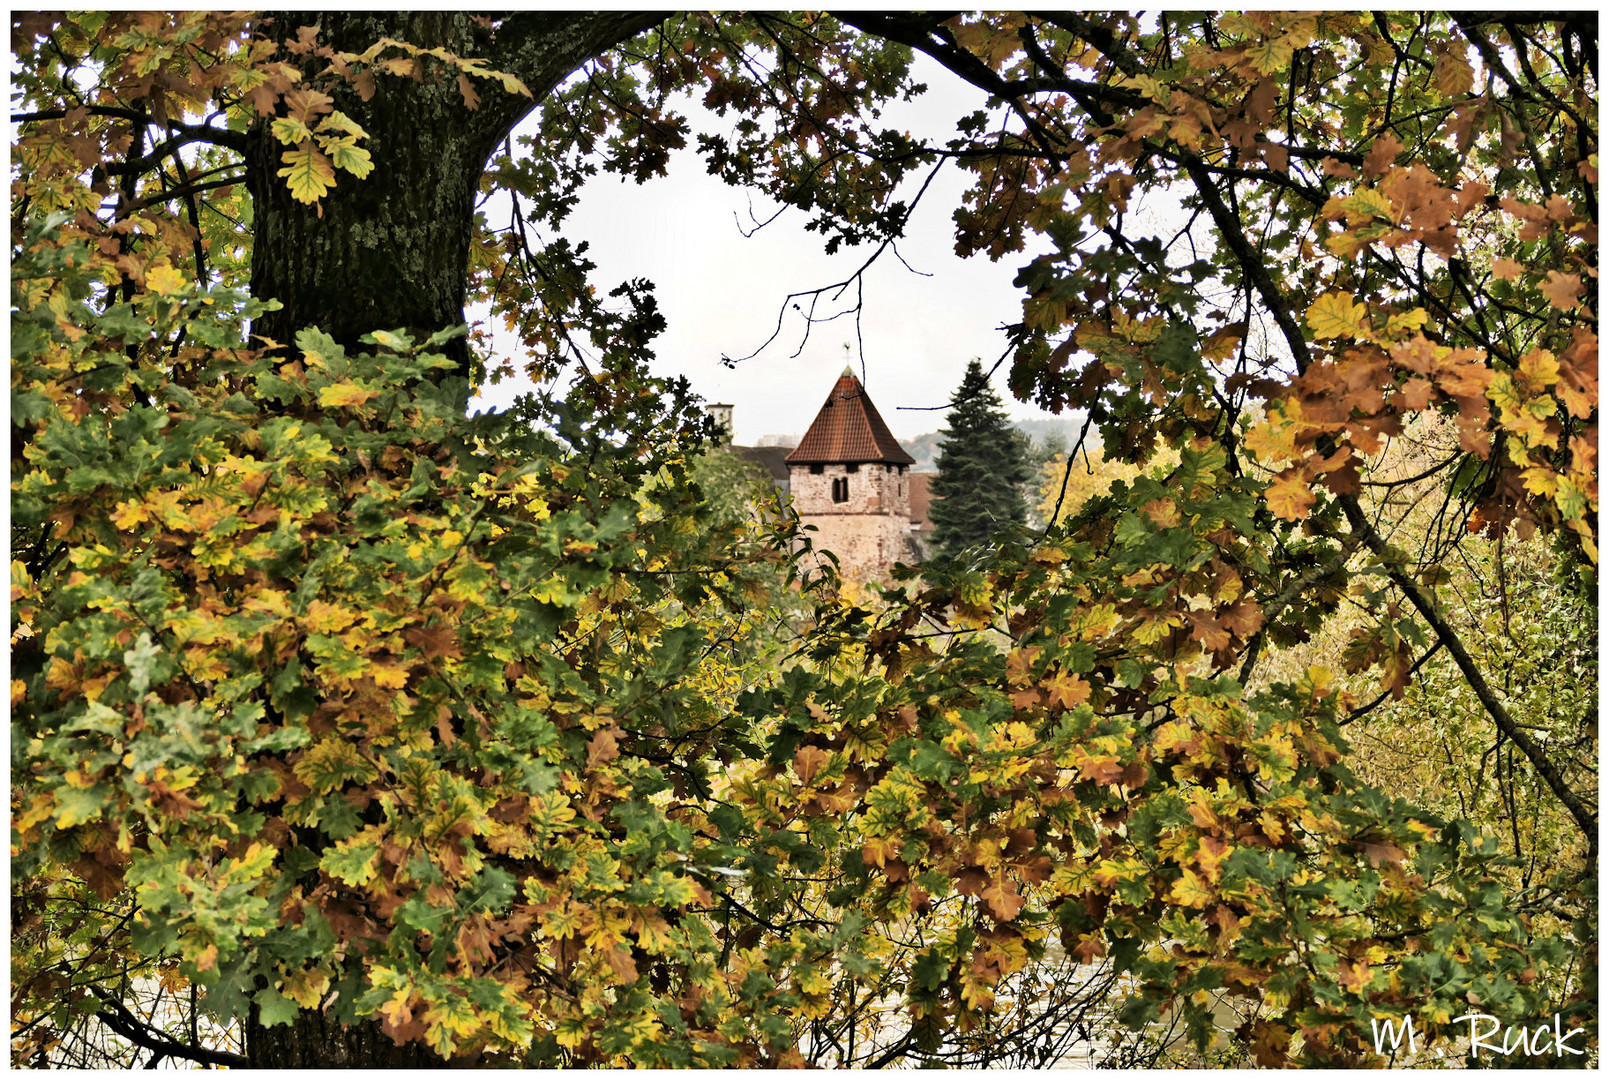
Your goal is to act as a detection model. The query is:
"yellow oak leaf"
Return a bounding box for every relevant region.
[1432,45,1474,97]
[316,110,368,139]
[1195,836,1233,882]
[378,988,414,1028]
[318,382,377,407]
[145,264,188,295]
[1383,307,1429,336]
[1169,867,1214,908]
[283,968,331,1009]
[110,499,152,530]
[270,116,314,145]
[1242,419,1299,466]
[1043,668,1090,710]
[320,134,374,178]
[1516,348,1560,393]
[1306,292,1371,341]
[370,662,410,689]
[1338,958,1372,993]
[277,144,337,204]
[1264,470,1316,521]
[1243,36,1293,76]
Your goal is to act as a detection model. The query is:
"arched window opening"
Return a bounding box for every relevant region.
[832,477,849,503]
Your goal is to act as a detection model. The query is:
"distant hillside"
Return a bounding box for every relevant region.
[903,431,944,472]
[905,416,1087,472]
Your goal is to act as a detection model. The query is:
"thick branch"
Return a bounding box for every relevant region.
[13,108,249,157]
[91,989,248,1069]
[103,131,240,176]
[477,11,670,142]
[1177,153,1314,375]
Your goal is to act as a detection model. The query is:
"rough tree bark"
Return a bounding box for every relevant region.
[238,11,664,1068]
[247,11,663,377]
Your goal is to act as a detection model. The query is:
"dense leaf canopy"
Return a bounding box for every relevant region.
[11,11,1597,1069]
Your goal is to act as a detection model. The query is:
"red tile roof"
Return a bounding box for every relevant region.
[785,368,916,466]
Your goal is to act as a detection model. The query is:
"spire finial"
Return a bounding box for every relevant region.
[841,364,855,378]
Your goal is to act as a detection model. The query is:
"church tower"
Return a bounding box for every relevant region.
[785,367,917,582]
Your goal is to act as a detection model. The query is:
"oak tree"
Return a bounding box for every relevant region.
[12,11,1597,1069]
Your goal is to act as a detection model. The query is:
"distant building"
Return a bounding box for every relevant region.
[705,403,734,445]
[784,367,923,583]
[907,472,935,550]
[730,444,791,493]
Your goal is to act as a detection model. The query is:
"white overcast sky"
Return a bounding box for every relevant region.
[470,54,1069,444]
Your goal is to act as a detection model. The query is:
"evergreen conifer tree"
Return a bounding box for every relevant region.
[927,359,1033,559]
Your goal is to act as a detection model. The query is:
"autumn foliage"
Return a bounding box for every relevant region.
[11,11,1597,1069]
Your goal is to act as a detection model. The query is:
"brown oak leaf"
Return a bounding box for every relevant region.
[981,876,1025,921]
[1540,270,1584,311]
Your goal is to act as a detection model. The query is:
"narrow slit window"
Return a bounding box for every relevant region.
[832,477,849,503]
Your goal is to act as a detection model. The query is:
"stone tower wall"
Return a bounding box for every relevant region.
[791,462,910,517]
[790,462,913,582]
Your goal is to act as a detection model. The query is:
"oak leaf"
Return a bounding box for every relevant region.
[270,116,314,145]
[1397,376,1436,411]
[1168,867,1213,908]
[1362,132,1403,177]
[403,624,461,660]
[317,382,377,407]
[1242,418,1299,466]
[1540,271,1584,311]
[1243,36,1293,76]
[1320,156,1355,179]
[1432,45,1474,97]
[145,264,188,295]
[1043,668,1090,710]
[1491,258,1524,281]
[793,745,830,785]
[321,136,374,179]
[283,87,334,124]
[586,728,619,769]
[981,876,1024,921]
[1515,348,1560,393]
[278,145,337,203]
[1306,292,1370,341]
[1337,958,1371,993]
[1249,1021,1292,1067]
[1265,470,1316,521]
[1358,839,1406,867]
[1188,610,1232,651]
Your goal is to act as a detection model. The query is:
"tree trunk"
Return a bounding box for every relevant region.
[238,11,662,1068]
[246,11,662,377]
[246,1004,457,1069]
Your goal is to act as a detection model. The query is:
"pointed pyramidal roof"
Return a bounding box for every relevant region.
[785,366,915,466]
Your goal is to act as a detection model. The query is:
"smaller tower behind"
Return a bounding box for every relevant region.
[704,403,734,446]
[785,367,917,582]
